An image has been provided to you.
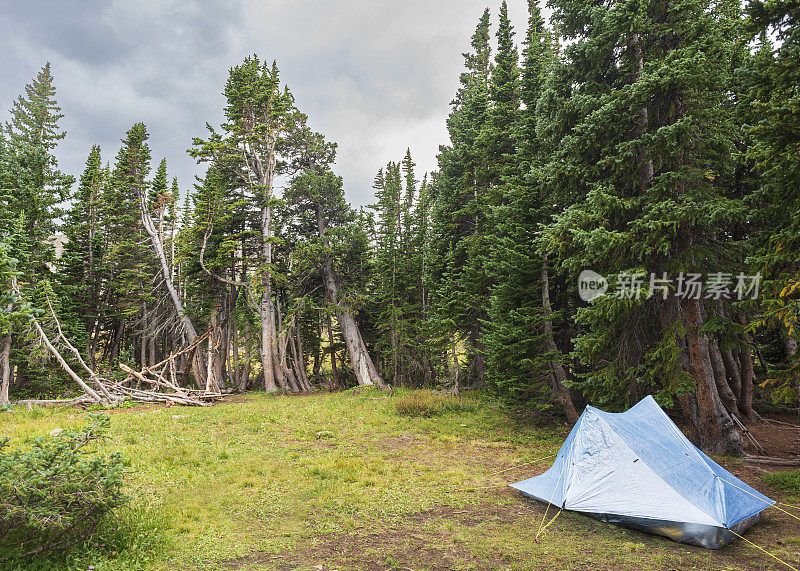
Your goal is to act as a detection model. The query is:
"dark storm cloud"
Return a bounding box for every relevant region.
[0,0,537,206]
[0,0,131,67]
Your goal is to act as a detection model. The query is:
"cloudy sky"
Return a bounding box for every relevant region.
[0,0,536,206]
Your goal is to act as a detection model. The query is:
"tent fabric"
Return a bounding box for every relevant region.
[510,396,774,548]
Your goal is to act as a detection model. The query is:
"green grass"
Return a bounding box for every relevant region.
[393,390,481,417]
[0,389,796,570]
[764,469,800,493]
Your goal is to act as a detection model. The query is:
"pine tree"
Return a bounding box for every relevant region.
[741,1,800,405]
[61,145,106,365]
[541,0,746,454]
[428,9,493,383]
[481,0,520,190]
[1,64,73,394]
[191,55,301,392]
[483,0,577,419]
[102,123,156,365]
[2,63,73,279]
[285,130,385,388]
[368,149,435,385]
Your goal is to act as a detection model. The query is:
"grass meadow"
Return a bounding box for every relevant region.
[1,389,798,570]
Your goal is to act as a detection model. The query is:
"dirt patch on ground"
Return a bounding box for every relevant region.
[216,501,517,571]
[375,434,539,478]
[744,415,800,459]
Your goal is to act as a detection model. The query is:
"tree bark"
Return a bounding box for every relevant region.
[108,319,125,363]
[709,338,742,418]
[721,349,742,405]
[241,329,252,392]
[139,189,206,384]
[738,316,757,419]
[326,312,340,390]
[684,298,743,456]
[316,201,386,388]
[293,324,311,391]
[542,255,579,423]
[313,319,323,385]
[0,332,11,405]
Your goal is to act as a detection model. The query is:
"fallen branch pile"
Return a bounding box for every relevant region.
[112,331,228,407]
[9,279,230,409]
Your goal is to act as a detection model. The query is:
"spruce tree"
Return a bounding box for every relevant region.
[484,0,577,419]
[428,9,493,383]
[741,1,800,404]
[2,63,73,279]
[541,0,746,454]
[61,145,106,364]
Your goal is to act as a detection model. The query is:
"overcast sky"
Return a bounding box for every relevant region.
[0,0,537,207]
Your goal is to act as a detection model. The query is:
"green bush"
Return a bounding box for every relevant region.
[393,391,480,418]
[0,414,127,562]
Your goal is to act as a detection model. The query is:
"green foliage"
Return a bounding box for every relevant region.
[368,151,438,385]
[741,0,800,404]
[0,414,127,562]
[484,0,558,409]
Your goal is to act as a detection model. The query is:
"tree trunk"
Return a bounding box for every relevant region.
[290,326,311,391]
[140,304,148,370]
[108,319,125,363]
[294,325,311,391]
[232,320,241,392]
[139,190,206,384]
[709,338,742,418]
[241,329,252,392]
[542,255,578,423]
[721,349,742,405]
[0,332,11,405]
[326,313,340,390]
[316,201,386,388]
[260,291,278,392]
[313,320,323,385]
[684,298,743,456]
[738,316,757,419]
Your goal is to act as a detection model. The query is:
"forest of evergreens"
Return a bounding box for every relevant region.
[0,0,798,457]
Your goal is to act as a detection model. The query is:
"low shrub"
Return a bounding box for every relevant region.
[393,391,480,418]
[0,414,127,562]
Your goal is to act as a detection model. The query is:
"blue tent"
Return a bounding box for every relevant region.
[511,396,774,548]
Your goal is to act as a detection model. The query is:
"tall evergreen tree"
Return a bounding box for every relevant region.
[102,123,156,365]
[429,9,494,383]
[61,145,106,365]
[741,0,800,405]
[2,63,73,279]
[484,0,577,420]
[191,56,301,392]
[541,0,747,454]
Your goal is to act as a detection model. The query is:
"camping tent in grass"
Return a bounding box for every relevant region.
[511,396,774,549]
